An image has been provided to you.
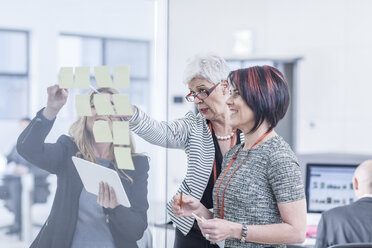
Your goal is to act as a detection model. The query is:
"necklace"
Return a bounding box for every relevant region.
[215,130,272,219]
[208,123,237,184]
[215,131,235,140]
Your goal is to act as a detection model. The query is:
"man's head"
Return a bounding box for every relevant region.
[353,160,372,199]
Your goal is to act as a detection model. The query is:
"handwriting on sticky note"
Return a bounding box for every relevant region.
[75,94,92,116]
[112,122,130,145]
[94,94,114,115]
[75,67,90,88]
[114,147,134,170]
[59,67,74,88]
[94,66,112,87]
[112,94,133,115]
[93,120,113,143]
[114,66,130,88]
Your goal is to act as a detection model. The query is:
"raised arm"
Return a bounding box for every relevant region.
[16,85,69,174]
[129,106,195,149]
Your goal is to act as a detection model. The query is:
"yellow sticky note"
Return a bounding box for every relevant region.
[93,120,112,143]
[75,94,92,116]
[59,67,74,88]
[75,67,90,88]
[94,94,114,115]
[113,121,130,145]
[114,66,130,88]
[94,66,112,87]
[112,94,133,115]
[114,147,134,170]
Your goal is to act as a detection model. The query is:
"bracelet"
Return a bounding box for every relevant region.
[240,224,248,243]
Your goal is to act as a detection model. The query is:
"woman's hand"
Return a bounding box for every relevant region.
[198,218,242,242]
[171,194,202,217]
[97,182,119,209]
[43,85,68,120]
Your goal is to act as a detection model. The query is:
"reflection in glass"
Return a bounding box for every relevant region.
[105,40,150,79]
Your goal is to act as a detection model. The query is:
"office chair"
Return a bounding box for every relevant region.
[0,174,50,237]
[328,243,372,248]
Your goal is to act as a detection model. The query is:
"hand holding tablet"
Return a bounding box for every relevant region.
[72,156,131,207]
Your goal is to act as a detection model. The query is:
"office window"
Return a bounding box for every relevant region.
[105,39,149,79]
[58,34,150,115]
[0,30,29,119]
[58,35,102,66]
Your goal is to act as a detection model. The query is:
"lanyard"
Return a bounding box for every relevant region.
[208,123,237,184]
[215,130,272,219]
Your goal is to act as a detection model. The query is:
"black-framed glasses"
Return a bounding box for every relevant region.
[185,82,220,102]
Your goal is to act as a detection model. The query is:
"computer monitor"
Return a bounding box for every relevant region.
[305,163,358,213]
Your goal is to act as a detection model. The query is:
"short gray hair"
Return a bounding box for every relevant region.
[183,53,230,85]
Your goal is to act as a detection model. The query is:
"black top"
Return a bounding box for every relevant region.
[200,123,241,209]
[16,109,149,248]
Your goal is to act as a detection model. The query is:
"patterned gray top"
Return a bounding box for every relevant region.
[213,135,305,248]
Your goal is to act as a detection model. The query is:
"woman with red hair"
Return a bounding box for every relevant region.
[173,65,307,247]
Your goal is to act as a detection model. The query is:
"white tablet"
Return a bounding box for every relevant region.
[72,156,131,208]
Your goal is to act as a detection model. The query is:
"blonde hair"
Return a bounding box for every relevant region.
[69,87,142,183]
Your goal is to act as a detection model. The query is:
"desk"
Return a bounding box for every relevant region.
[302,237,316,247]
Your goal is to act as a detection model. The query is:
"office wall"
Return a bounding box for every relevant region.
[167,0,372,153]
[165,0,372,192]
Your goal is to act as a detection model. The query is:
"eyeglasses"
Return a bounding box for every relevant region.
[185,82,220,102]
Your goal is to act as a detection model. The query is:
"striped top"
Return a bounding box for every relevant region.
[213,136,305,248]
[129,107,242,235]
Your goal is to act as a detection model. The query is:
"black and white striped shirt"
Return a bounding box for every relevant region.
[129,107,219,235]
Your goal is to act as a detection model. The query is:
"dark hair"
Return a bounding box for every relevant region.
[228,65,290,133]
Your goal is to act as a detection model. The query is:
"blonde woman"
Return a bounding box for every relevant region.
[17,86,149,248]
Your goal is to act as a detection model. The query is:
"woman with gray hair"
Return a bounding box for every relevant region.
[129,54,242,247]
